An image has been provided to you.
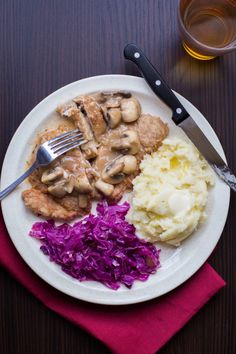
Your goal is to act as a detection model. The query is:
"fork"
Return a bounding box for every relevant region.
[0,129,87,200]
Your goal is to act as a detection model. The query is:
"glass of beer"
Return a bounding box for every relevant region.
[178,0,236,60]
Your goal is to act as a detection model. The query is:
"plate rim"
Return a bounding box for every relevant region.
[0,74,230,305]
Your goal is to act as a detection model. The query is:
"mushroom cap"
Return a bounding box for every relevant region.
[73,175,93,194]
[120,97,141,123]
[111,130,141,155]
[106,108,122,128]
[102,160,125,185]
[41,167,65,184]
[48,180,68,198]
[105,98,121,108]
[121,155,138,174]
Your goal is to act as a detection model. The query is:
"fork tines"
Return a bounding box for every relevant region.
[47,129,80,145]
[47,129,87,156]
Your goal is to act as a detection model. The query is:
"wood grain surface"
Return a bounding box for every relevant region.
[0,1,236,353]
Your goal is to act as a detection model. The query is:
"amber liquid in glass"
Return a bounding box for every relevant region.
[183,0,236,60]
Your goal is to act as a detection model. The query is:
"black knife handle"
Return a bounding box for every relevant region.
[124,43,189,124]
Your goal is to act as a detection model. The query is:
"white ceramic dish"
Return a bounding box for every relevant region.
[0,75,230,305]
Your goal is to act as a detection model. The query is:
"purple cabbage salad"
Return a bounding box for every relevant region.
[29,201,160,290]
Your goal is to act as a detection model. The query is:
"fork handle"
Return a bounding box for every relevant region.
[0,162,38,201]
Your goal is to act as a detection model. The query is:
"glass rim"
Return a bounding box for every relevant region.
[177,0,236,54]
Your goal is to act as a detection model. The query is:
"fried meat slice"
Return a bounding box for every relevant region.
[107,177,133,203]
[137,114,169,153]
[28,167,48,192]
[22,189,80,220]
[73,95,107,141]
[57,103,98,159]
[56,194,92,214]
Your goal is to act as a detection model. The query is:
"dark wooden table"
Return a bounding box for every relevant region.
[0,1,235,353]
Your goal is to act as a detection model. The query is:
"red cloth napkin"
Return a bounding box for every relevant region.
[0,211,225,354]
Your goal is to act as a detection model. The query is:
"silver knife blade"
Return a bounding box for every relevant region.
[179,116,236,191]
[123,44,236,191]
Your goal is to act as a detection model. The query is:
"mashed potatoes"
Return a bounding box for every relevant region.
[127,138,214,246]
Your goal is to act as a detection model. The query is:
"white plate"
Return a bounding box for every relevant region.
[0,75,230,305]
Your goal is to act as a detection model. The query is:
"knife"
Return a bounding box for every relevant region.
[124,43,236,192]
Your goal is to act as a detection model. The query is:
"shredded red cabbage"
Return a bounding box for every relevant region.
[29,201,160,290]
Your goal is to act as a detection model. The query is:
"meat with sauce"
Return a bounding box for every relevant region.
[73,95,107,141]
[22,91,169,221]
[57,102,98,160]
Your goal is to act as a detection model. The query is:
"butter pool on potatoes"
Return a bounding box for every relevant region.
[127,138,214,246]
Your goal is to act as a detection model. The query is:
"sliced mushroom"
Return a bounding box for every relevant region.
[102,160,125,185]
[120,155,137,174]
[105,108,122,128]
[41,167,65,185]
[105,98,121,108]
[120,97,141,123]
[48,180,68,198]
[104,91,132,99]
[94,179,114,196]
[65,176,75,194]
[115,91,132,99]
[111,130,141,155]
[73,175,93,194]
[81,141,98,160]
[93,91,131,104]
